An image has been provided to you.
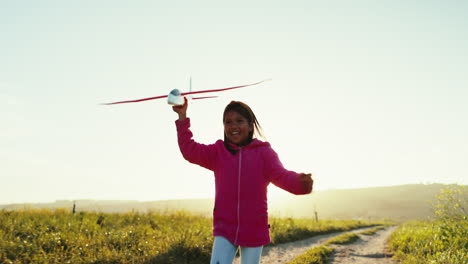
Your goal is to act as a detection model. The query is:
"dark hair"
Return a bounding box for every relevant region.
[223,101,264,153]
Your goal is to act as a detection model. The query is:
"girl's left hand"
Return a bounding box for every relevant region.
[172,97,188,120]
[298,173,313,194]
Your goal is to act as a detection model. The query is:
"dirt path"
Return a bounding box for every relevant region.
[328,226,398,264]
[233,226,383,264]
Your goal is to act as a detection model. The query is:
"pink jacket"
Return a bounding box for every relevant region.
[176,118,309,247]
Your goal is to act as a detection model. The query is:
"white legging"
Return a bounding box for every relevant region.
[210,236,263,264]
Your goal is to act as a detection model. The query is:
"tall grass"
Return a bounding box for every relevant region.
[389,185,468,264]
[325,232,360,245]
[0,209,381,264]
[0,210,213,264]
[286,246,333,264]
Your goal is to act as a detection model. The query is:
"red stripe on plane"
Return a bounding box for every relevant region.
[191,96,218,100]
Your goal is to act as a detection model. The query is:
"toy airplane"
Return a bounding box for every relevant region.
[103,79,270,106]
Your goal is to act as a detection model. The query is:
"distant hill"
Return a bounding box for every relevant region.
[268,183,457,221]
[1,184,463,221]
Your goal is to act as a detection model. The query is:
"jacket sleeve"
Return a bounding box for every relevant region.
[263,146,309,195]
[175,118,217,171]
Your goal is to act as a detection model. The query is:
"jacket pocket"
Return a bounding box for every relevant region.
[257,213,269,228]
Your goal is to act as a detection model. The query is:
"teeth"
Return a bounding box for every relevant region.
[232,132,239,135]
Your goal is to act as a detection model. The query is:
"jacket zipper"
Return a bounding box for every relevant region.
[234,147,242,244]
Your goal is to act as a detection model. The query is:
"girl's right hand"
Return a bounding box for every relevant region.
[298,173,313,194]
[172,97,188,120]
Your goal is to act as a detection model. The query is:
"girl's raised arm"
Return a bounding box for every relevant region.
[173,97,217,171]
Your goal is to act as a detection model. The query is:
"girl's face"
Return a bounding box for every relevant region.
[223,111,253,146]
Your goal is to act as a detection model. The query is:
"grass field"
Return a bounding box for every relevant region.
[0,209,379,264]
[389,220,467,264]
[388,186,468,264]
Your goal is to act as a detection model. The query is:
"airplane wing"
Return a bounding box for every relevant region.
[102,79,270,105]
[103,94,168,105]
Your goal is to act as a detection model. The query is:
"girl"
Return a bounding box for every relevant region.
[173,98,313,264]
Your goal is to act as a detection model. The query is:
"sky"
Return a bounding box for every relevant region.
[1,0,467,204]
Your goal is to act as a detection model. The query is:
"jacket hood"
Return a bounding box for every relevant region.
[224,138,270,152]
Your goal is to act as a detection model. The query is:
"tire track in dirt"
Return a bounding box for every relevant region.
[327,226,398,264]
[233,226,383,264]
